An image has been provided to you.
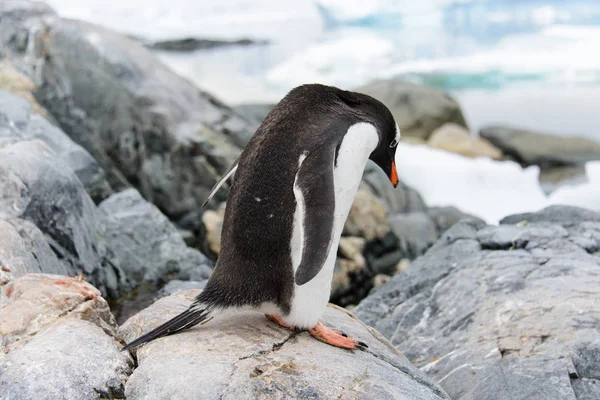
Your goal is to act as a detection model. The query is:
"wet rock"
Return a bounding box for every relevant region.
[480,125,600,168]
[428,123,502,160]
[0,274,133,400]
[119,290,450,400]
[356,79,468,140]
[1,2,253,216]
[355,207,600,400]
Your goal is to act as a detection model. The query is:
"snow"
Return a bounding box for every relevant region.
[395,143,600,225]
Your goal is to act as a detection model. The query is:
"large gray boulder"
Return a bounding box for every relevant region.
[355,80,468,141]
[480,125,600,168]
[99,188,213,286]
[1,1,252,217]
[0,88,111,201]
[0,135,129,298]
[355,206,600,399]
[119,290,450,400]
[0,88,212,300]
[0,273,133,400]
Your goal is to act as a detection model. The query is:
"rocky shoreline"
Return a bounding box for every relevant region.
[1,2,599,399]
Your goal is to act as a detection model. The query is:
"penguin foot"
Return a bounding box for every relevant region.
[308,322,367,351]
[265,314,295,331]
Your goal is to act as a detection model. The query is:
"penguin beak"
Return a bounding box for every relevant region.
[390,161,399,188]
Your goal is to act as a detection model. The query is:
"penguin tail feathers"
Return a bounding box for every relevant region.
[121,304,213,351]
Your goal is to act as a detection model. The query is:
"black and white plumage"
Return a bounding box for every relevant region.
[122,83,400,351]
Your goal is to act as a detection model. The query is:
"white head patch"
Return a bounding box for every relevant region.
[390,123,401,148]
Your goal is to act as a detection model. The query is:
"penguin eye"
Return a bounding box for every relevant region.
[389,139,398,148]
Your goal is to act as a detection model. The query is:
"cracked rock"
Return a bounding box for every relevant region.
[119,290,450,400]
[0,273,133,400]
[355,205,600,400]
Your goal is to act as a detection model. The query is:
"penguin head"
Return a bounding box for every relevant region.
[335,88,400,188]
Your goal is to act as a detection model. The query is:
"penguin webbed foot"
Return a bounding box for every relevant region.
[265,313,297,331]
[308,321,368,351]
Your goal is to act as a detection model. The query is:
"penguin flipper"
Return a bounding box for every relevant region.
[201,156,240,209]
[121,306,211,351]
[294,148,336,286]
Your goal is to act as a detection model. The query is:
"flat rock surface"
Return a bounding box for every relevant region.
[0,274,133,400]
[355,206,600,399]
[119,290,450,400]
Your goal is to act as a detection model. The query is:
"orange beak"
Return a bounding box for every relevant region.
[390,161,398,188]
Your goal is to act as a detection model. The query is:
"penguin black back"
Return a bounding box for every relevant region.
[198,84,397,311]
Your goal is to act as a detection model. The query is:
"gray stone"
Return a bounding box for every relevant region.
[232,103,273,131]
[0,89,111,201]
[501,205,600,227]
[0,138,128,298]
[390,212,438,259]
[480,125,600,168]
[0,273,133,400]
[427,206,476,235]
[157,279,207,298]
[355,207,600,399]
[361,162,427,214]
[99,188,213,286]
[119,290,450,400]
[355,79,468,140]
[1,2,253,216]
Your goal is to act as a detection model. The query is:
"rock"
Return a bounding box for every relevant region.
[0,88,112,202]
[372,273,391,288]
[360,162,427,214]
[389,212,438,259]
[428,206,478,236]
[0,136,128,298]
[343,189,391,240]
[232,103,274,131]
[202,203,227,258]
[119,290,450,400]
[0,59,45,117]
[99,188,213,286]
[0,274,133,399]
[538,165,587,195]
[501,205,600,227]
[1,2,253,216]
[331,237,368,305]
[145,37,268,52]
[428,123,503,160]
[355,207,600,399]
[156,279,207,298]
[356,79,468,140]
[480,125,600,168]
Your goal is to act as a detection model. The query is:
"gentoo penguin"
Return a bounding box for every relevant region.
[122,83,400,351]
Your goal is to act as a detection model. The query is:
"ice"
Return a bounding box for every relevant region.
[394,143,548,224]
[395,142,600,224]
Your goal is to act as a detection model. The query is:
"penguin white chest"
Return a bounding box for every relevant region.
[285,122,379,328]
